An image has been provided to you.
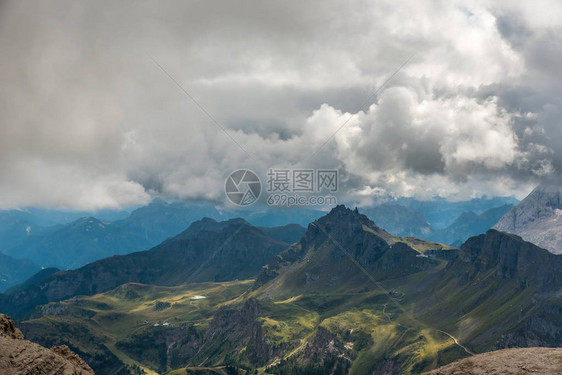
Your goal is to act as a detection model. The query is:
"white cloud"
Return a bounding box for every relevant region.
[0,0,560,209]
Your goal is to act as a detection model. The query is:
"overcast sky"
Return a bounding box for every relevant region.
[1,0,561,210]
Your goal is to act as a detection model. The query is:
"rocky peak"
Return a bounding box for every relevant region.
[304,205,384,246]
[495,185,562,233]
[316,205,368,226]
[0,313,24,340]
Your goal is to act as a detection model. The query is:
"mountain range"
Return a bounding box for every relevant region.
[0,200,230,270]
[0,217,304,318]
[425,204,513,246]
[3,205,560,374]
[0,195,518,293]
[393,196,518,229]
[362,203,513,247]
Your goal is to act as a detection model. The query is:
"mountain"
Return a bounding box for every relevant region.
[111,199,231,244]
[0,218,290,317]
[254,205,450,296]
[0,314,93,374]
[0,210,38,248]
[361,204,432,237]
[1,217,153,269]
[10,206,562,374]
[405,229,562,367]
[423,347,562,375]
[0,252,40,292]
[494,185,562,254]
[424,204,513,246]
[1,200,230,270]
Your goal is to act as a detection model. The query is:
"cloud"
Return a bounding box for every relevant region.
[0,0,561,209]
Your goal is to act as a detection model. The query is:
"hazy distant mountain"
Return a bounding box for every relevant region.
[360,203,512,246]
[0,200,313,271]
[362,204,432,237]
[494,185,562,254]
[111,199,231,244]
[240,207,325,227]
[0,218,290,317]
[0,211,39,249]
[425,204,513,246]
[0,252,39,292]
[395,196,519,228]
[2,217,153,270]
[1,200,229,269]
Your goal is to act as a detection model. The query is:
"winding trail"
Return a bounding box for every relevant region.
[382,303,393,322]
[437,329,475,356]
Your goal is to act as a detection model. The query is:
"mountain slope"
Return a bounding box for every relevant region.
[494,185,562,254]
[0,218,289,318]
[254,205,450,296]
[415,229,562,352]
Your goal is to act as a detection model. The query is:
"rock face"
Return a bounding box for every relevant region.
[423,347,562,375]
[452,229,562,291]
[0,313,94,374]
[494,185,562,254]
[197,298,279,366]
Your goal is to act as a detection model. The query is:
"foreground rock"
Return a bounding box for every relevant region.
[424,347,562,375]
[0,313,93,375]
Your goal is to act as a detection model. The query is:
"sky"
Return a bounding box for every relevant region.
[0,0,561,210]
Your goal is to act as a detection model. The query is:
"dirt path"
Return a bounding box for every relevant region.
[436,329,475,356]
[382,303,393,322]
